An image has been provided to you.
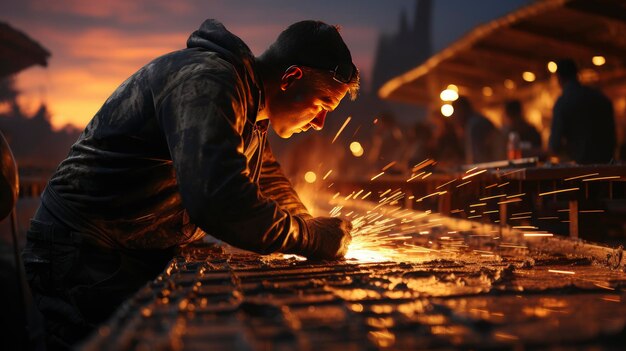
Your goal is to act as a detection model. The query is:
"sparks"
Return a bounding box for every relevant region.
[331,116,351,143]
[539,187,579,196]
[548,269,575,275]
[370,172,385,181]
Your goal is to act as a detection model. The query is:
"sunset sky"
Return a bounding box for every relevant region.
[2,0,528,130]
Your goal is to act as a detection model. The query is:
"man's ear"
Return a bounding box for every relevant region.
[280,66,303,91]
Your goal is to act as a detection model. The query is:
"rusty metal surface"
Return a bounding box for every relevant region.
[82,223,626,350]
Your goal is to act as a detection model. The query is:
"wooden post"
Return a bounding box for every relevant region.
[569,200,578,239]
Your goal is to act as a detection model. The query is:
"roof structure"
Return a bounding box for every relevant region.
[379,0,626,106]
[0,22,50,78]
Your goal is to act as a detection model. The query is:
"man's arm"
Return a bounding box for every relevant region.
[259,138,310,217]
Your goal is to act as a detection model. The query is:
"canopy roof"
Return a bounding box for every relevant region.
[379,0,626,106]
[0,22,50,78]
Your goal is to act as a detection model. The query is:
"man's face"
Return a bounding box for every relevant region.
[268,67,349,138]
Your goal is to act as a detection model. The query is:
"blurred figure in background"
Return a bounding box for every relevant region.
[548,59,616,164]
[406,120,435,168]
[503,100,542,158]
[452,96,504,164]
[367,111,405,173]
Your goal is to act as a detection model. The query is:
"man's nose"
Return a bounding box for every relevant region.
[309,110,327,131]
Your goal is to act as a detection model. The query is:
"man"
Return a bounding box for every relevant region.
[548,59,616,164]
[22,19,358,348]
[452,96,504,164]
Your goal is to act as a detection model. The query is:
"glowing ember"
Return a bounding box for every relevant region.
[332,116,352,143]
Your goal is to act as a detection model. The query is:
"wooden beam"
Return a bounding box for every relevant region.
[513,21,626,62]
[567,0,626,24]
[498,27,599,59]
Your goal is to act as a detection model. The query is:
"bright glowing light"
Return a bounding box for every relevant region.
[441,104,454,117]
[504,79,515,89]
[522,71,536,82]
[345,248,391,262]
[349,141,364,157]
[447,84,459,92]
[482,86,493,97]
[439,88,459,101]
[304,171,317,183]
[547,61,557,73]
[592,55,606,66]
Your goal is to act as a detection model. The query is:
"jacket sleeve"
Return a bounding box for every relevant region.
[156,69,308,254]
[259,138,311,217]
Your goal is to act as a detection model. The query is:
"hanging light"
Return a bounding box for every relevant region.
[522,71,536,82]
[441,104,454,117]
[547,61,557,73]
[592,56,606,66]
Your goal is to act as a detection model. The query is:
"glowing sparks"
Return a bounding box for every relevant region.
[582,176,621,182]
[548,269,575,275]
[436,179,457,189]
[564,173,598,181]
[523,233,554,237]
[456,180,472,188]
[382,161,397,171]
[462,169,486,180]
[322,170,333,180]
[370,172,385,181]
[332,116,351,143]
[539,187,579,196]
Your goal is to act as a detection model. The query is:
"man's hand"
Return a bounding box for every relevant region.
[301,216,352,260]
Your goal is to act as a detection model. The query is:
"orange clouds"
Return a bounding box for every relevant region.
[16,28,188,129]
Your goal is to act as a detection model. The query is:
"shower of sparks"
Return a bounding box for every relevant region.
[331,116,351,143]
[323,170,333,180]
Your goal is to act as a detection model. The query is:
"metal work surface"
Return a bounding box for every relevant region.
[82,195,626,351]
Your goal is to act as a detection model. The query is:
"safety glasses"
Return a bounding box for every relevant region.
[291,63,357,84]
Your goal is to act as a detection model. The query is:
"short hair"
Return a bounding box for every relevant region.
[556,59,578,80]
[261,21,360,100]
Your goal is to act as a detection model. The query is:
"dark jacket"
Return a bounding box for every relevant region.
[549,81,616,164]
[41,20,310,252]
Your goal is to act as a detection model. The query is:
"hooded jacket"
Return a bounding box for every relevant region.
[41,20,311,252]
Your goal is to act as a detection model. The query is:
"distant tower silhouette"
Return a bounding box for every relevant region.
[371,0,432,93]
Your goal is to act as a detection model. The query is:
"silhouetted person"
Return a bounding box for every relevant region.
[503,100,542,154]
[452,96,503,164]
[548,59,616,164]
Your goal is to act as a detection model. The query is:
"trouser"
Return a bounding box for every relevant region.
[22,206,175,350]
